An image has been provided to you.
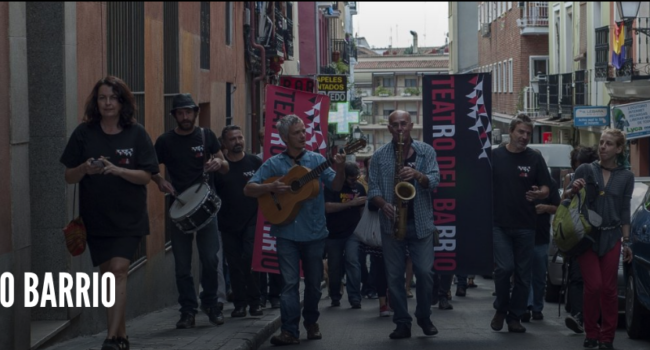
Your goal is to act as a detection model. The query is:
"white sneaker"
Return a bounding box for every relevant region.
[565,313,584,333]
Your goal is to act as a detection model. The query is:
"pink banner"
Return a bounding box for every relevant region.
[252,85,330,273]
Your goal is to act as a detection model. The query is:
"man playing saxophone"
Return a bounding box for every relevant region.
[368,110,440,340]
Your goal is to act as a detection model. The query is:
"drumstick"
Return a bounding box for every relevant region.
[172,193,186,206]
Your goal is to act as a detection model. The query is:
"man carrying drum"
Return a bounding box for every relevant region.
[152,93,229,329]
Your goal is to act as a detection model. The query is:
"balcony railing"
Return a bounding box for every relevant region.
[538,76,548,114]
[359,114,421,125]
[516,2,548,34]
[560,73,573,118]
[548,74,559,116]
[594,26,609,82]
[520,87,540,118]
[331,39,354,65]
[574,70,587,106]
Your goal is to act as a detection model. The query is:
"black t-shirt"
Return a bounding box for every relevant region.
[59,122,160,236]
[325,182,367,239]
[534,177,561,245]
[154,127,221,194]
[404,150,417,220]
[493,147,552,229]
[214,153,262,232]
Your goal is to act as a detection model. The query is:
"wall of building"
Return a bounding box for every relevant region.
[0,2,250,347]
[298,2,316,75]
[457,2,479,73]
[478,5,548,117]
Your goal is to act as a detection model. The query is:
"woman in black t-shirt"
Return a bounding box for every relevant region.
[60,76,159,350]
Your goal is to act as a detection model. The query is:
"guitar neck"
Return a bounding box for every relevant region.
[298,159,332,187]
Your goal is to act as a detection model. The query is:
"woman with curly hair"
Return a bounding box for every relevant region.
[60,76,159,350]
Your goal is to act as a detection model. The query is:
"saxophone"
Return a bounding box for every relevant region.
[393,132,416,240]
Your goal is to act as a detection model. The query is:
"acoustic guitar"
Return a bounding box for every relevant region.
[258,139,367,225]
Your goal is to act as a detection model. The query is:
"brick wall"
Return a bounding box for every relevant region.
[478,5,549,116]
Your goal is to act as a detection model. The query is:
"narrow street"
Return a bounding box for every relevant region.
[258,276,650,350]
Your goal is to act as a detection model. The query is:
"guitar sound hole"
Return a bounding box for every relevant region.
[290,181,301,192]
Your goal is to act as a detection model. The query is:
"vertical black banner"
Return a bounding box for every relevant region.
[423,74,493,275]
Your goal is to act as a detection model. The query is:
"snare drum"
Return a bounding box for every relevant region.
[169,182,221,233]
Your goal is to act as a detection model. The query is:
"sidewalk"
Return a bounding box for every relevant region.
[43,302,282,350]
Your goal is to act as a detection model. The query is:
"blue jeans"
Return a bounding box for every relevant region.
[492,227,535,322]
[326,235,361,304]
[527,243,549,312]
[382,220,434,327]
[171,219,220,315]
[277,237,325,338]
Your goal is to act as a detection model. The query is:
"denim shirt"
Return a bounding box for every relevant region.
[367,140,440,239]
[249,151,335,242]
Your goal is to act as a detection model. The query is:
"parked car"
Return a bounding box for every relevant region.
[546,177,649,314]
[625,177,650,339]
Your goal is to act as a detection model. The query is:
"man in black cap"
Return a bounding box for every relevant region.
[153,93,230,329]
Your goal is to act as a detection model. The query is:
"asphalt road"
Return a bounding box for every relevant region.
[258,276,650,350]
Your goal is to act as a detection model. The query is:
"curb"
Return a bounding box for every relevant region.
[229,280,326,350]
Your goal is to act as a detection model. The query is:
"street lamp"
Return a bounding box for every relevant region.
[617,1,650,36]
[352,126,363,140]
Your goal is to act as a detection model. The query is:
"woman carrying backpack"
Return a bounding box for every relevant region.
[569,129,634,350]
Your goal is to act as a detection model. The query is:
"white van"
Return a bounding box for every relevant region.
[526,143,574,187]
[491,143,574,186]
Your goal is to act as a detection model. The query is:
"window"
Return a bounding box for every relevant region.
[225,2,232,46]
[529,56,549,81]
[382,77,394,87]
[107,2,146,263]
[508,1,512,10]
[503,60,507,94]
[200,2,210,69]
[226,82,234,126]
[405,78,417,87]
[492,64,497,92]
[508,59,513,93]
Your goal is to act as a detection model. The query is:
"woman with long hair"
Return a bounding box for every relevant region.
[60,76,159,350]
[569,129,634,350]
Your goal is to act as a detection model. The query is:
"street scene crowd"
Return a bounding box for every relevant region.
[61,76,636,350]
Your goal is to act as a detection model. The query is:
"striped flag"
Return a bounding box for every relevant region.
[612,22,626,69]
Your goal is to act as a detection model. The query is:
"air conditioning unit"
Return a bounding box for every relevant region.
[481,23,491,37]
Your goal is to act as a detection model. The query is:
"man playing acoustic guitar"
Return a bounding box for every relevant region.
[244,114,347,346]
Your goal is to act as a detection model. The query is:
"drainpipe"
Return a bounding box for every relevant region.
[250,1,266,153]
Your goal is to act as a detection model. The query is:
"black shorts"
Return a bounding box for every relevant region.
[86,235,142,267]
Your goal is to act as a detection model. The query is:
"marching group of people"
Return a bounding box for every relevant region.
[60,76,634,350]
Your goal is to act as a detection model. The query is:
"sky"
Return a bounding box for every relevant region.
[352,2,449,49]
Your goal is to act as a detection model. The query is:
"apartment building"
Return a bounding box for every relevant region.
[352,37,448,158]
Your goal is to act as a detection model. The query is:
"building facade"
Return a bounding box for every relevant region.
[0,2,301,348]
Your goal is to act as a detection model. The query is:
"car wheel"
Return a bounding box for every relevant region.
[545,273,561,302]
[625,273,650,339]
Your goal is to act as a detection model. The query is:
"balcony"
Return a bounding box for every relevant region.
[358,114,422,127]
[348,1,357,15]
[516,2,549,35]
[363,85,422,100]
[594,26,609,82]
[331,39,355,65]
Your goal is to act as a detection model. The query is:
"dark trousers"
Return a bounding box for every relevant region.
[221,225,261,308]
[260,272,283,299]
[371,254,387,298]
[433,273,453,298]
[567,257,583,317]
